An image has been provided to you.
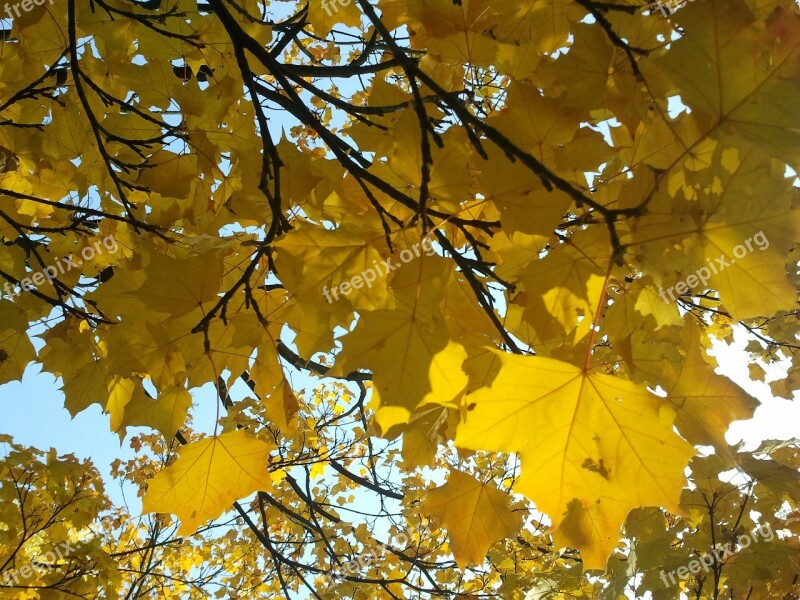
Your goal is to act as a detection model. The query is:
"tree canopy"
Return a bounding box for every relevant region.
[0,0,799,597]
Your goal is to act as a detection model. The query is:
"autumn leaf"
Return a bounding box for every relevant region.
[423,469,522,570]
[456,350,696,569]
[664,325,758,465]
[655,0,800,163]
[0,301,36,385]
[335,310,442,406]
[127,247,226,318]
[118,385,193,440]
[272,220,389,311]
[142,430,274,536]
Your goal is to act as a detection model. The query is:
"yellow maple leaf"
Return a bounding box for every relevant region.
[656,0,800,163]
[306,0,363,38]
[262,379,300,435]
[520,227,612,348]
[118,385,193,440]
[0,300,37,385]
[456,350,695,569]
[476,144,572,238]
[630,147,799,321]
[106,376,138,432]
[273,220,389,312]
[400,405,449,470]
[423,469,522,570]
[665,325,758,466]
[127,246,225,318]
[142,430,274,536]
[337,310,467,429]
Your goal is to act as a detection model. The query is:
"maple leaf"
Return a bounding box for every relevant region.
[336,310,467,430]
[655,0,800,163]
[118,385,193,440]
[142,430,274,536]
[456,350,696,569]
[306,0,363,37]
[272,220,389,311]
[126,247,226,318]
[664,325,758,465]
[0,301,36,385]
[423,469,522,570]
[400,405,449,470]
